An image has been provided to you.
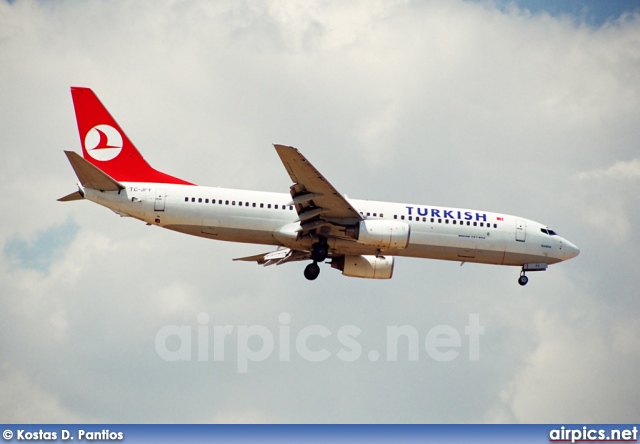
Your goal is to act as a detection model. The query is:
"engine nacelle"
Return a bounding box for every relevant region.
[331,255,395,279]
[345,220,410,249]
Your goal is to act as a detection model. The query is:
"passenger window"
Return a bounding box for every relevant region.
[268,204,271,209]
[260,203,264,208]
[408,216,412,221]
[184,197,188,202]
[205,199,209,203]
[289,206,294,210]
[473,222,477,226]
[253,203,256,207]
[431,218,434,223]
[438,219,442,223]
[198,198,202,203]
[445,219,449,224]
[453,220,456,225]
[480,222,484,227]
[373,213,377,217]
[401,216,405,220]
[225,200,229,205]
[380,213,384,217]
[191,198,195,202]
[494,223,497,228]
[394,215,397,219]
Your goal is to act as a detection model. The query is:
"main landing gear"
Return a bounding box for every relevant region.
[304,238,329,281]
[310,239,328,262]
[304,262,320,280]
[518,268,529,286]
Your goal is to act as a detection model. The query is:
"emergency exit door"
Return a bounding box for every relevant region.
[515,220,526,242]
[154,189,166,211]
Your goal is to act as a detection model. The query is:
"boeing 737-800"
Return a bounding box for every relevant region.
[59,87,579,285]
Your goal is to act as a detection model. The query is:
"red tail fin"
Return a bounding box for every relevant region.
[71,87,194,185]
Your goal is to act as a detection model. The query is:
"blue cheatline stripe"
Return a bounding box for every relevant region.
[0,424,637,443]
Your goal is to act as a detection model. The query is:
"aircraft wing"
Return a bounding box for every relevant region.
[233,247,311,266]
[274,145,363,234]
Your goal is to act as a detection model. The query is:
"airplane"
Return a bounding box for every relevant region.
[59,87,580,285]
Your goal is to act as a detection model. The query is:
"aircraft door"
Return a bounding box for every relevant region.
[515,220,526,242]
[154,189,166,212]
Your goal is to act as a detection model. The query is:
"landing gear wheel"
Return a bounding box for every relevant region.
[518,275,529,286]
[304,262,321,281]
[310,241,328,262]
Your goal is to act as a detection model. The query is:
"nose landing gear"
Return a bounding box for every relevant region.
[517,263,548,286]
[518,271,529,286]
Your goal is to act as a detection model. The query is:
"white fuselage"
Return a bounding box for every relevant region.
[83,183,579,268]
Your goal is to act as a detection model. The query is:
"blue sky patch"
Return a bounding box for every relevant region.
[476,0,639,27]
[4,219,80,272]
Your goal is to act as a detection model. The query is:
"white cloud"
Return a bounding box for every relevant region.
[575,158,640,181]
[568,158,640,243]
[497,307,640,422]
[0,367,88,423]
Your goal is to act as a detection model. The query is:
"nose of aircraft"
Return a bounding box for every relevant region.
[564,239,580,260]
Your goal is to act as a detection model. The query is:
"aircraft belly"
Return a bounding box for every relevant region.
[502,251,562,266]
[394,243,505,265]
[164,224,279,246]
[403,229,506,264]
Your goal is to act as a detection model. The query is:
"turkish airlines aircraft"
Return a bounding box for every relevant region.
[59,87,579,285]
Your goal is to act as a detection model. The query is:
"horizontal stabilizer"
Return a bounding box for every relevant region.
[64,151,124,191]
[57,190,84,202]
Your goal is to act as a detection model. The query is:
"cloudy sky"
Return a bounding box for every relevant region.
[1,0,639,423]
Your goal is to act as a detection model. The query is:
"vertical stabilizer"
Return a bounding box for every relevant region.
[70,87,194,185]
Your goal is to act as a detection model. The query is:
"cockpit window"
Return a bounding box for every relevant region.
[541,228,558,236]
[541,228,548,235]
[548,229,558,236]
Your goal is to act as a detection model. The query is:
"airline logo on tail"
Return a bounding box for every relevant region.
[84,124,123,161]
[70,87,195,185]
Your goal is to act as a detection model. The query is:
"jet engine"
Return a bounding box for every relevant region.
[331,255,395,279]
[344,220,410,249]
